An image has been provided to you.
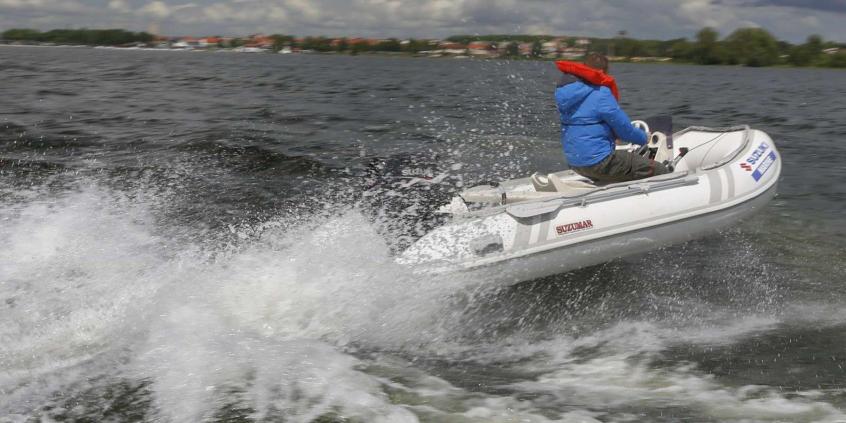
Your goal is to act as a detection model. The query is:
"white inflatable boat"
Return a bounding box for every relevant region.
[398,125,781,284]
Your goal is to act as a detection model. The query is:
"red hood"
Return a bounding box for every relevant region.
[555,61,620,100]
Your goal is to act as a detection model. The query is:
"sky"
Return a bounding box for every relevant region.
[1,0,845,42]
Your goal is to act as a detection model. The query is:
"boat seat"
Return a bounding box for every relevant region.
[531,172,596,196]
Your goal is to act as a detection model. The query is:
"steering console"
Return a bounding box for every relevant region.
[617,120,675,165]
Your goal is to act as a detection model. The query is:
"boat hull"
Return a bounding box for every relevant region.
[398,126,782,285]
[451,182,776,285]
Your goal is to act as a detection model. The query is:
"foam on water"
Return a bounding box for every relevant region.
[502,322,846,422]
[0,186,177,393]
[2,183,845,422]
[1,183,472,420]
[130,205,477,421]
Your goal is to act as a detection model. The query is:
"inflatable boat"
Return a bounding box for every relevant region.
[397,125,781,284]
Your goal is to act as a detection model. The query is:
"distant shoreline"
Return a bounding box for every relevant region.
[3,42,845,71]
[4,26,846,69]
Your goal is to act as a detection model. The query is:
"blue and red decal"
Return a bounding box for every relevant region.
[751,151,777,181]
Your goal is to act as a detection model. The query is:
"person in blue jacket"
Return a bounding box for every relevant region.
[555,53,668,183]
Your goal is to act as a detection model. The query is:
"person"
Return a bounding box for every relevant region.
[554,53,668,183]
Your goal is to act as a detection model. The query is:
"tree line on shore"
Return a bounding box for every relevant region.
[1,28,152,46]
[262,35,433,55]
[3,27,845,68]
[227,29,846,68]
[448,28,846,68]
[663,28,845,68]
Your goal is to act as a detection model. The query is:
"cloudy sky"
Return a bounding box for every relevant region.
[1,0,844,42]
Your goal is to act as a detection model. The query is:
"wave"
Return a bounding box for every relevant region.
[0,179,843,422]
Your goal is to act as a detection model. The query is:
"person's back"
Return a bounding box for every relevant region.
[555,54,668,183]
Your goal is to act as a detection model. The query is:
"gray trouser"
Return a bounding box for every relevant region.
[571,150,669,183]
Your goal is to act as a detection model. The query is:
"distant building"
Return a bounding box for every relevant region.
[467,41,493,50]
[172,36,199,49]
[438,41,466,50]
[198,37,223,48]
[542,40,559,53]
[345,38,384,47]
[468,41,495,57]
[419,41,468,56]
[560,47,587,59]
[245,35,274,49]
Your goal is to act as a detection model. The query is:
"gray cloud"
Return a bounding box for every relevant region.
[0,0,844,42]
[729,0,846,13]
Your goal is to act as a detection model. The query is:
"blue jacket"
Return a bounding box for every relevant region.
[555,80,647,167]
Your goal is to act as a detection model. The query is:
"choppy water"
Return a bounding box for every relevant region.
[1,45,845,422]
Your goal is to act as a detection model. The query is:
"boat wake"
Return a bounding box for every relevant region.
[1,183,844,422]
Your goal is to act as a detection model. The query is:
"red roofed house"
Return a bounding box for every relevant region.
[468,41,495,57]
[245,35,274,49]
[199,37,223,48]
[438,41,466,50]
